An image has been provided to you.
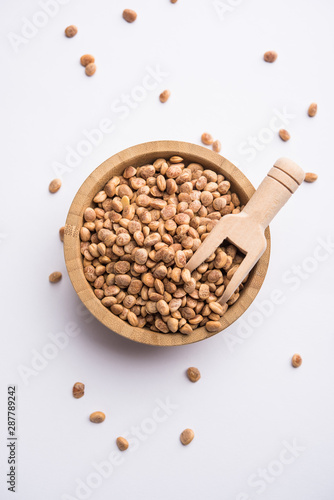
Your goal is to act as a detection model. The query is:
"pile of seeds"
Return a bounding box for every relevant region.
[79,156,248,334]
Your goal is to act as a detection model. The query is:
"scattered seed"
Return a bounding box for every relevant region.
[212,140,221,153]
[73,382,85,398]
[65,25,78,38]
[59,226,65,242]
[90,411,105,423]
[186,367,201,383]
[49,178,62,193]
[49,271,62,283]
[304,172,318,183]
[159,89,171,103]
[123,9,137,23]
[291,354,302,368]
[201,133,214,145]
[116,436,129,451]
[80,54,95,67]
[171,0,178,3]
[85,63,96,76]
[264,50,277,63]
[180,428,194,445]
[279,129,290,142]
[308,103,317,117]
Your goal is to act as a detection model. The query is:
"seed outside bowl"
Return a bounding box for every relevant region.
[63,141,270,346]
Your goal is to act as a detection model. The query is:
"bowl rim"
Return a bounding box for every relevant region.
[64,140,270,346]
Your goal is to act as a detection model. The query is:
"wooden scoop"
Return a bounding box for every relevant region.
[186,158,305,305]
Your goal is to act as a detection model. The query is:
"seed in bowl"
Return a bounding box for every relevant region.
[79,156,247,335]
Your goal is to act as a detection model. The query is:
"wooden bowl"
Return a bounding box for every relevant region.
[64,141,270,346]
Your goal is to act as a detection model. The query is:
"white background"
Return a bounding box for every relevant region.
[1,0,334,499]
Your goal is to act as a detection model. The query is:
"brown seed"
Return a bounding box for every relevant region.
[170,0,178,3]
[180,323,193,334]
[159,89,171,103]
[65,25,78,38]
[169,298,182,312]
[279,129,290,142]
[127,311,139,327]
[111,304,124,315]
[81,156,245,334]
[201,133,214,145]
[84,207,96,222]
[123,8,137,23]
[209,302,226,316]
[49,271,62,283]
[304,172,318,183]
[292,354,302,368]
[157,300,170,316]
[80,54,95,67]
[180,428,194,445]
[264,50,277,63]
[212,140,221,153]
[89,411,105,423]
[186,367,201,383]
[134,248,148,265]
[73,382,85,398]
[198,283,210,300]
[155,318,169,333]
[49,178,61,193]
[167,317,179,332]
[181,268,191,283]
[59,226,65,242]
[175,250,186,268]
[85,63,96,76]
[308,102,317,117]
[205,321,221,333]
[116,437,129,451]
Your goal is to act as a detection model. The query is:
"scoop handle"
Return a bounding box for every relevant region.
[242,158,305,230]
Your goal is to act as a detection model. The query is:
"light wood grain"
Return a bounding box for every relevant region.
[63,141,271,346]
[206,158,304,305]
